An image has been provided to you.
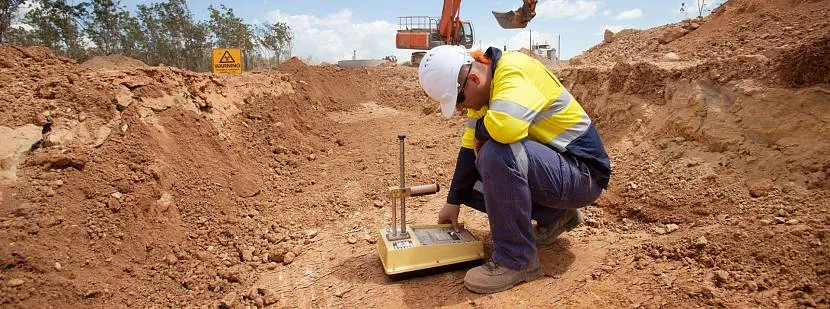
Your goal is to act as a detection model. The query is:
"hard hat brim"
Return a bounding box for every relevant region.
[440,96,457,118]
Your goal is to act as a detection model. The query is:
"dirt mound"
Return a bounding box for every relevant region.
[668,0,829,61]
[777,35,830,87]
[81,55,147,70]
[560,5,830,303]
[365,65,430,112]
[0,45,108,128]
[557,48,829,307]
[578,0,830,65]
[1,2,829,304]
[273,60,429,114]
[0,43,328,306]
[0,43,433,307]
[276,57,308,74]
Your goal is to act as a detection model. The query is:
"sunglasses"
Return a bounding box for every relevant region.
[457,64,472,104]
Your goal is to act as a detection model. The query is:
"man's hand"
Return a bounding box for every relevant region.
[437,203,461,232]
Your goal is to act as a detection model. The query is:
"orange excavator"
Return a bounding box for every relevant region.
[396,0,537,64]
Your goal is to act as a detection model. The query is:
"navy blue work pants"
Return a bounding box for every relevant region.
[464,139,602,270]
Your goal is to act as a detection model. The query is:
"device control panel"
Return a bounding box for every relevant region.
[415,226,477,245]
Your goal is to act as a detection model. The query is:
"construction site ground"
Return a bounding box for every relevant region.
[1,0,829,307]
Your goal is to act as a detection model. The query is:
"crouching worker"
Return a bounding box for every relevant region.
[417,46,612,293]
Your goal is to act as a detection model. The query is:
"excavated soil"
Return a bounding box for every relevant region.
[81,55,148,70]
[575,0,830,87]
[1,0,828,307]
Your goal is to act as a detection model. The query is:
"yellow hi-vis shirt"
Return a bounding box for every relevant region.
[458,48,611,188]
[445,48,611,204]
[463,52,589,151]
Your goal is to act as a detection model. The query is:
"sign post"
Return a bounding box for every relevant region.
[212,48,243,74]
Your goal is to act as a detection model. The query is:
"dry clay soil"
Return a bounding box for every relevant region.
[1,1,830,307]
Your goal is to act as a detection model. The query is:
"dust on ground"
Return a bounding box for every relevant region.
[1,0,828,307]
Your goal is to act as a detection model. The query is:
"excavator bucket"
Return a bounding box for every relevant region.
[493,0,536,29]
[493,11,527,29]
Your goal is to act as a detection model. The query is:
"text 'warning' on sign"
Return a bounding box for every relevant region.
[212,48,243,74]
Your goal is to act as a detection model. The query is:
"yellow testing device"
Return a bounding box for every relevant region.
[376,134,485,275]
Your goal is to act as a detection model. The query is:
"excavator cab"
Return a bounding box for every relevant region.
[395,16,473,50]
[396,16,474,64]
[458,21,474,48]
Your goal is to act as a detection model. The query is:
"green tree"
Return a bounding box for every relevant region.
[0,0,26,42]
[257,21,292,65]
[136,0,209,71]
[13,0,88,59]
[117,13,144,59]
[207,4,254,51]
[4,26,34,45]
[180,20,210,71]
[84,0,134,55]
[5,0,292,72]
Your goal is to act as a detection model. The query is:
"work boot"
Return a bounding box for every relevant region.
[463,260,541,294]
[535,209,584,245]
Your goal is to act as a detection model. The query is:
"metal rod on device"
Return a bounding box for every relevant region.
[398,134,407,235]
[390,195,397,236]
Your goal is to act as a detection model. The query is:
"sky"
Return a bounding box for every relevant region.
[33,0,719,63]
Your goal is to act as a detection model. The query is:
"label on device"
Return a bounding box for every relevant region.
[392,240,413,250]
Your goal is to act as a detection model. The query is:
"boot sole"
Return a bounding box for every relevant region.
[463,265,542,294]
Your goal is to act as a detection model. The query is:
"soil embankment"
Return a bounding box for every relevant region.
[1,0,828,307]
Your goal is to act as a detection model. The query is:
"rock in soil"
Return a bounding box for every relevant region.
[695,236,709,248]
[283,252,295,265]
[7,278,24,287]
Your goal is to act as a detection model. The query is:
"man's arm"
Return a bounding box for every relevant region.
[448,108,486,204]
[446,147,479,205]
[442,147,479,233]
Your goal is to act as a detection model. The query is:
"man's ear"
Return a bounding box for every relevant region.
[468,72,481,85]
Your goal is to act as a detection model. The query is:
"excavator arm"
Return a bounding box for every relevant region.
[438,0,538,42]
[493,0,538,29]
[396,0,537,65]
[395,0,537,57]
[438,0,461,45]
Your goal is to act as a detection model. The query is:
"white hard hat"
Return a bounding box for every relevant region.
[418,45,473,118]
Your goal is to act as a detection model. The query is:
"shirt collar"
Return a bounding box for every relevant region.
[484,47,503,76]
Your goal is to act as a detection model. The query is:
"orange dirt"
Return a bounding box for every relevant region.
[81,55,148,70]
[1,0,828,307]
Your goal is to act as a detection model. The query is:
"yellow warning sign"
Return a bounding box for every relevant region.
[212,48,243,74]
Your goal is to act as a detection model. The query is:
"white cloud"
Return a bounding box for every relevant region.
[536,0,599,20]
[615,8,643,20]
[266,9,406,64]
[602,10,611,16]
